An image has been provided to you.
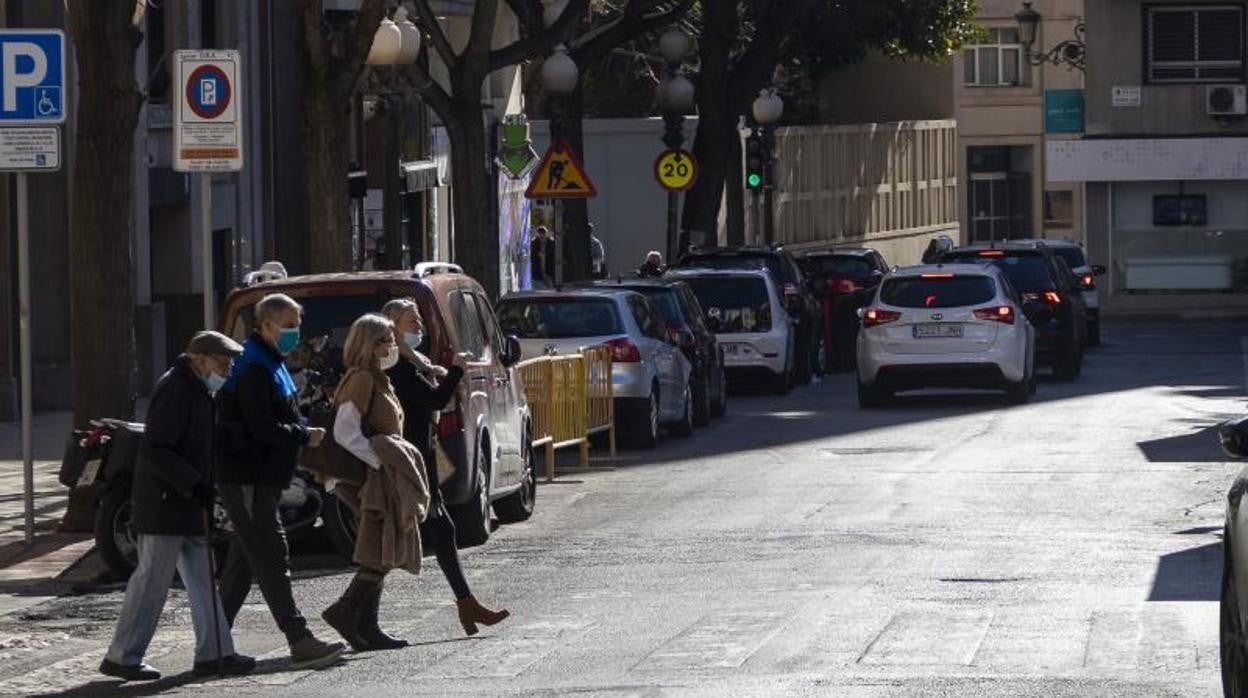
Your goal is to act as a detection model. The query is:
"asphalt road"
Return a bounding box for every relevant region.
[0,321,1240,697]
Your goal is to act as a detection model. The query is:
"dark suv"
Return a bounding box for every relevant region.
[795,247,889,371]
[584,278,728,425]
[939,243,1087,380]
[673,246,822,383]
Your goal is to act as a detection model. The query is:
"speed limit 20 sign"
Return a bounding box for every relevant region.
[655,149,697,192]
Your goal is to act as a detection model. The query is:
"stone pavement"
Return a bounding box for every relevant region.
[0,411,94,617]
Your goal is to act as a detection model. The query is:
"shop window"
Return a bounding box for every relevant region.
[1145,5,1245,83]
[963,29,1029,87]
[1044,190,1075,228]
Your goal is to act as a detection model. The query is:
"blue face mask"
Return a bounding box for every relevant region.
[403,331,424,351]
[276,327,301,355]
[204,372,227,393]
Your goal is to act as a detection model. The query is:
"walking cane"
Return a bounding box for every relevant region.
[203,501,225,677]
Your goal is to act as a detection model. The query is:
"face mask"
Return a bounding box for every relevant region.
[403,331,424,351]
[275,326,300,355]
[204,372,227,393]
[379,344,400,371]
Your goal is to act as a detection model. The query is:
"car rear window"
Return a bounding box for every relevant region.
[682,277,772,333]
[633,288,684,327]
[1051,246,1087,270]
[678,253,795,284]
[800,255,874,279]
[880,276,997,308]
[495,298,623,339]
[943,252,1055,292]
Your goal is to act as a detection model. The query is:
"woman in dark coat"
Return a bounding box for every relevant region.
[382,298,510,636]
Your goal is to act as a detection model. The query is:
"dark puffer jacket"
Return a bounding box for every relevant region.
[132,355,214,536]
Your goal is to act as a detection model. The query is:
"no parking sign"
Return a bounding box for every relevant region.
[174,50,242,172]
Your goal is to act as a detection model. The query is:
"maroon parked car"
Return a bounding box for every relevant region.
[795,247,889,371]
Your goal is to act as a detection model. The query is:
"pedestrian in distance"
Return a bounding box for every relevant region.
[214,293,346,669]
[530,226,556,289]
[322,313,431,651]
[637,250,665,278]
[100,331,256,682]
[381,299,511,636]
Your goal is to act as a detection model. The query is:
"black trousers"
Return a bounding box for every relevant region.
[218,483,310,645]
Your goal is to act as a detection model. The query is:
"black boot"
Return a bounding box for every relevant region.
[322,572,371,652]
[358,575,408,651]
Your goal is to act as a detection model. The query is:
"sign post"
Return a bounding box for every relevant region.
[0,30,65,546]
[173,49,243,328]
[525,141,595,286]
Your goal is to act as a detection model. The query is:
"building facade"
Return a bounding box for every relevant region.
[1049,0,1248,313]
[954,0,1086,245]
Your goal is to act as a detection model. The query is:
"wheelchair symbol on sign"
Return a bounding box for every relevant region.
[35,88,57,117]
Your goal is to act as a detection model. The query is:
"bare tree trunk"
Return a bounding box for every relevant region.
[63,0,142,531]
[680,0,735,240]
[724,135,745,245]
[447,101,501,298]
[304,84,353,273]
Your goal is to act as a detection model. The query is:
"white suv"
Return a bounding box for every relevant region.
[856,264,1035,407]
[667,269,797,394]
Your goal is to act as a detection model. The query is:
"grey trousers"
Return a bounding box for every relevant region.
[105,534,234,666]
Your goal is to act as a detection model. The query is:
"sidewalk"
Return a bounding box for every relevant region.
[0,412,95,616]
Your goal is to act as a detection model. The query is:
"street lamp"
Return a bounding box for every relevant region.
[656,28,693,259]
[366,7,423,269]
[750,88,782,245]
[541,44,579,286]
[1015,1,1086,72]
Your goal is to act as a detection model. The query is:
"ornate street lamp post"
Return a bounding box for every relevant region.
[751,88,782,245]
[1015,1,1086,72]
[656,28,694,260]
[541,44,579,285]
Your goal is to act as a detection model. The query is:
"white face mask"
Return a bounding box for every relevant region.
[379,344,400,371]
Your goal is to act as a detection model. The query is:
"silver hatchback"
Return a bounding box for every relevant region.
[496,289,694,448]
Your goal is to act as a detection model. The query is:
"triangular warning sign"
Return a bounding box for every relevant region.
[525,141,596,199]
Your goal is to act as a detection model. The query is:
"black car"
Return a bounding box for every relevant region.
[795,247,889,372]
[939,243,1087,380]
[584,278,728,425]
[673,245,823,384]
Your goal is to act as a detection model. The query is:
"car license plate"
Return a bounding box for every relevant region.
[913,323,963,339]
[77,458,102,488]
[723,343,741,356]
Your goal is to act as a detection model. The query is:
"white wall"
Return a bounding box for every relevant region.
[531,117,697,276]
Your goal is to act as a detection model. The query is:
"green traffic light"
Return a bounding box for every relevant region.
[747,173,762,188]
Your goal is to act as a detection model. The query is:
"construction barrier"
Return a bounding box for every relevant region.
[517,348,615,481]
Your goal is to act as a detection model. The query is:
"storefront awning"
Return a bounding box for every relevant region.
[403,160,440,192]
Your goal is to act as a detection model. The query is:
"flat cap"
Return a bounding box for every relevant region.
[186,331,244,357]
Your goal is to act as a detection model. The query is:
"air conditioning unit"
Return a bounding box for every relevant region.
[1207,85,1248,116]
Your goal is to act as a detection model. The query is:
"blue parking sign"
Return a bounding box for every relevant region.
[0,30,65,124]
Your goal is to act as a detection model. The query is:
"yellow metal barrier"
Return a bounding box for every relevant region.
[517,347,615,481]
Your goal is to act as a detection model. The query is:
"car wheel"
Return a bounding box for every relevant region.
[94,485,138,580]
[495,428,536,524]
[671,383,695,437]
[1087,319,1101,347]
[451,440,491,548]
[1005,376,1030,405]
[795,328,813,385]
[813,333,827,378]
[711,364,728,418]
[1053,335,1081,381]
[857,380,888,408]
[772,364,792,395]
[627,388,660,449]
[1223,550,1248,697]
[692,370,712,427]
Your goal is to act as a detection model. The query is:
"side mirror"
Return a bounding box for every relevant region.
[1092,264,1107,276]
[501,335,522,367]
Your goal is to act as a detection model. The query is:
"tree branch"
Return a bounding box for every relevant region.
[466,0,502,63]
[411,0,459,70]
[504,0,544,38]
[400,59,456,125]
[573,0,693,66]
[302,0,329,73]
[333,0,388,98]
[488,0,590,72]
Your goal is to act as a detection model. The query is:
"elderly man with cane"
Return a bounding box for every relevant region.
[99,331,255,682]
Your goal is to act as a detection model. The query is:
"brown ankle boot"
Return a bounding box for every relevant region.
[455,596,510,636]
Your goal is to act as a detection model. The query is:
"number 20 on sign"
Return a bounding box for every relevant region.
[655,149,697,192]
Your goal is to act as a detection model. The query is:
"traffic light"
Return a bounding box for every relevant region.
[745,133,764,190]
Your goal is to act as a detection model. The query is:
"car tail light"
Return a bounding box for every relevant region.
[862,308,902,328]
[978,250,1006,257]
[920,273,955,279]
[606,337,642,362]
[827,278,858,294]
[973,305,1015,324]
[1043,291,1062,305]
[438,410,463,438]
[1079,274,1096,290]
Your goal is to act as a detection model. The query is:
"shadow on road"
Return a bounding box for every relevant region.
[1148,541,1222,602]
